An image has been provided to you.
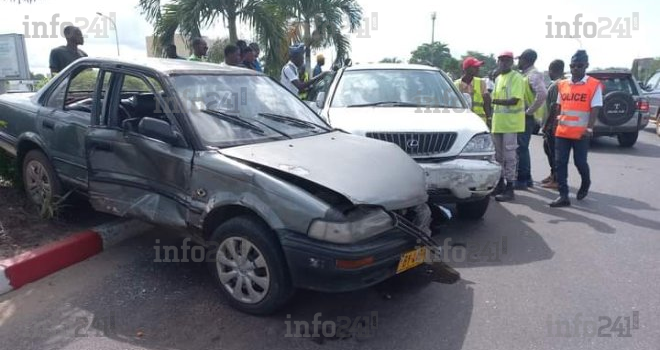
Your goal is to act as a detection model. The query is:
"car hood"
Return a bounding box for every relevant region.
[327,107,489,135]
[219,131,428,210]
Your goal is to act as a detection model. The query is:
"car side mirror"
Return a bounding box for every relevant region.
[138,117,179,145]
[315,91,326,109]
[462,93,472,109]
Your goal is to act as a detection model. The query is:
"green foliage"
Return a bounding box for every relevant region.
[409,42,461,78]
[207,37,231,64]
[0,148,21,188]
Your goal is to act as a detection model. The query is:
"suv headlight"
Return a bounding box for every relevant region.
[458,133,495,160]
[308,207,394,244]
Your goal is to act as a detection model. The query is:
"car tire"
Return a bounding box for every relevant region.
[207,215,294,315]
[617,132,638,147]
[456,196,490,220]
[22,149,64,210]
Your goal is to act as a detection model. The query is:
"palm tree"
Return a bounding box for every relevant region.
[138,0,285,67]
[279,0,363,74]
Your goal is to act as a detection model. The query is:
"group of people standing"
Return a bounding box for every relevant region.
[456,49,602,207]
[165,38,263,72]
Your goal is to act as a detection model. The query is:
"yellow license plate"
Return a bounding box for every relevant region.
[396,247,427,274]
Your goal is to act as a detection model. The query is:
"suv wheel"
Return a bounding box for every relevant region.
[617,132,638,147]
[207,215,294,315]
[456,196,490,220]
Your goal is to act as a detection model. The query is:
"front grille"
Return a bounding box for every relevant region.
[365,132,457,156]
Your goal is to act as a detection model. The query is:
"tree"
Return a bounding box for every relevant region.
[207,37,231,64]
[379,57,402,63]
[138,0,285,71]
[409,41,460,77]
[280,0,363,75]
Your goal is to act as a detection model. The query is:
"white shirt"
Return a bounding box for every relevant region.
[556,75,603,107]
[280,61,299,94]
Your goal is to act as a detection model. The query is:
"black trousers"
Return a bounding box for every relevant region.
[543,125,556,177]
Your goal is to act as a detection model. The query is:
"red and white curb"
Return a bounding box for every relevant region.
[0,219,153,295]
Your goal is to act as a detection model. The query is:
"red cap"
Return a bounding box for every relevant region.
[462,57,484,70]
[498,51,514,58]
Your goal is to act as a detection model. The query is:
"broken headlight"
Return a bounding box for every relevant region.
[308,207,394,244]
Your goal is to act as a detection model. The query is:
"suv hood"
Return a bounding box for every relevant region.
[220,131,428,210]
[327,107,489,135]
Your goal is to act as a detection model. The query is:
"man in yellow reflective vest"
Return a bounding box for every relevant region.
[454,57,492,126]
[516,49,547,189]
[550,50,602,207]
[490,51,526,202]
[299,64,310,100]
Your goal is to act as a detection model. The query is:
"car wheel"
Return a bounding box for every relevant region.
[456,196,490,220]
[22,150,63,209]
[207,215,294,315]
[617,132,638,147]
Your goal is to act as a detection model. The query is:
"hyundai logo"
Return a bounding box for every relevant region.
[406,139,419,148]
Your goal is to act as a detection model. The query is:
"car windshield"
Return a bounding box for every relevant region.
[170,74,331,148]
[330,69,465,109]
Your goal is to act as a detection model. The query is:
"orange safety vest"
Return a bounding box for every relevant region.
[555,77,601,140]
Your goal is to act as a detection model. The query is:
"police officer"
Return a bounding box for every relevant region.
[550,50,602,207]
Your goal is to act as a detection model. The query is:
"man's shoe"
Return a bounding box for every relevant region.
[577,181,591,200]
[541,175,553,184]
[491,178,505,196]
[495,183,514,202]
[541,180,559,189]
[550,196,571,207]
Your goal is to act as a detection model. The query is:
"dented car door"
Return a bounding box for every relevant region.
[85,69,194,227]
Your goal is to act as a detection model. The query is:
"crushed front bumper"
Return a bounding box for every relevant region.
[420,159,502,202]
[278,224,437,293]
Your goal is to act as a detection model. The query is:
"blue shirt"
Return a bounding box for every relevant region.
[253,59,263,72]
[313,64,322,77]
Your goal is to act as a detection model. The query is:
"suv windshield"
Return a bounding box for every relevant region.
[330,69,465,109]
[170,74,330,147]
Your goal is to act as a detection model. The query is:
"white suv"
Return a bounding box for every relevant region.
[304,64,502,220]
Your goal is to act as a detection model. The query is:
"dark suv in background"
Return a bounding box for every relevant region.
[587,69,650,147]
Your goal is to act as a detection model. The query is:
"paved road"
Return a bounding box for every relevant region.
[2,125,659,350]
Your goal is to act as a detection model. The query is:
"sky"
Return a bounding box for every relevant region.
[1,0,658,76]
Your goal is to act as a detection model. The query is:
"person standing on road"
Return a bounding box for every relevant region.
[280,44,325,96]
[220,44,242,67]
[540,59,566,189]
[490,51,526,202]
[515,49,548,189]
[249,43,263,72]
[550,50,602,207]
[313,54,325,78]
[188,38,208,62]
[454,57,492,126]
[49,26,87,75]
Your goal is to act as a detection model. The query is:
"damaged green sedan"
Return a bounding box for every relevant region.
[0,57,452,314]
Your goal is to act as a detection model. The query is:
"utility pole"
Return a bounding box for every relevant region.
[431,12,436,44]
